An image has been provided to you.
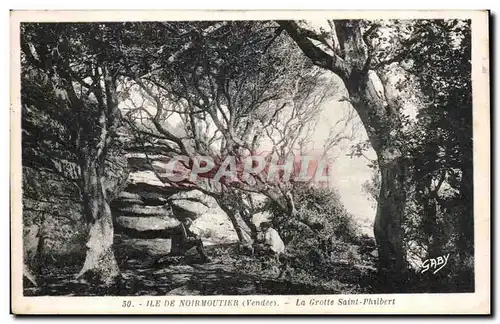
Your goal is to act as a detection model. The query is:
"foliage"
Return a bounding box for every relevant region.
[402,19,473,263]
[21,23,130,278]
[263,184,361,282]
[267,184,359,243]
[20,20,474,292]
[118,21,343,242]
[359,20,473,290]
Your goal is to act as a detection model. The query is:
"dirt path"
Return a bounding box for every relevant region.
[24,237,376,296]
[24,256,337,296]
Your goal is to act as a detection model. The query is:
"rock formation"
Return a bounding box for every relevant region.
[111,153,240,255]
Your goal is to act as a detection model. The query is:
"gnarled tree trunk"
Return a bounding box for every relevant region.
[76,161,120,286]
[240,210,259,242]
[348,65,408,278]
[279,20,408,278]
[218,202,253,244]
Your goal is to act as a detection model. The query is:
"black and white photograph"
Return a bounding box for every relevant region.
[10,10,490,314]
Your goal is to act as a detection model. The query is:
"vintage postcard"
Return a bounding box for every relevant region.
[10,10,490,314]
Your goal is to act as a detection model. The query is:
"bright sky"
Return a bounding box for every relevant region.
[299,20,420,236]
[295,20,378,232]
[119,20,419,236]
[122,84,379,235]
[310,92,377,235]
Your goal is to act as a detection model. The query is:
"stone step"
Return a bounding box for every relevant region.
[114,205,170,218]
[114,216,180,239]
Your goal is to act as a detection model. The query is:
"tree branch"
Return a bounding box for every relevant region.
[278,20,349,82]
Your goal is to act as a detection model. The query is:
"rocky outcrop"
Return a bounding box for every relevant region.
[117,216,180,231]
[111,154,238,247]
[169,190,211,221]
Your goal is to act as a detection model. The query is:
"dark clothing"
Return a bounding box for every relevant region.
[253,243,277,257]
[171,223,209,262]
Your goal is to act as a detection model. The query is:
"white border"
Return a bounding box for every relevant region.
[8,9,490,315]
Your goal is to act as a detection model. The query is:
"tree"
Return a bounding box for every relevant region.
[404,21,473,293]
[267,183,358,244]
[278,20,414,280]
[407,20,473,261]
[326,19,473,286]
[21,23,128,285]
[119,21,342,243]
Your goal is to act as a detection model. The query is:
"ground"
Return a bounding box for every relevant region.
[24,235,380,296]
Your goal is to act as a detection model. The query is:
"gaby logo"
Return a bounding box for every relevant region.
[421,253,450,274]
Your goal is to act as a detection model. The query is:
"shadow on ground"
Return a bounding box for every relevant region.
[24,236,379,296]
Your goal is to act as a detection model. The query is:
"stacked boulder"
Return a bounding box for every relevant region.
[111,153,236,256]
